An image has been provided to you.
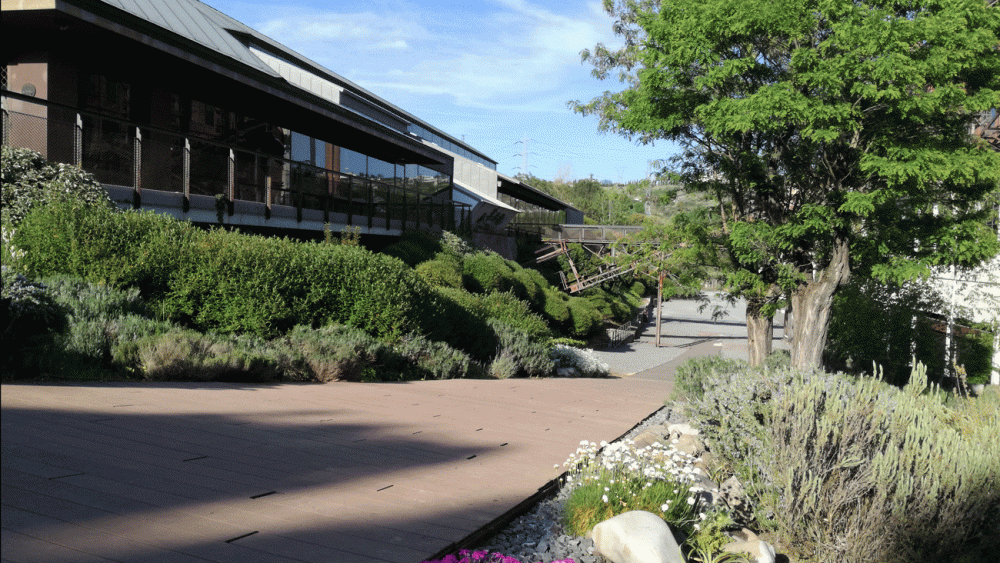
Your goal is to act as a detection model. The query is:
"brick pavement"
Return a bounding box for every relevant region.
[1,295,767,563]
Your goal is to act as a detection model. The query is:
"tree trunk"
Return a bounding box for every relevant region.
[790,238,852,370]
[746,297,774,367]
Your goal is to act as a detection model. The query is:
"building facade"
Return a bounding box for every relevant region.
[2,0,578,252]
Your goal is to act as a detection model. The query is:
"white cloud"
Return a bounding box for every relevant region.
[247,1,617,111]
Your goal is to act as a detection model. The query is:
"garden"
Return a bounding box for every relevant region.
[424,354,999,563]
[1,146,639,384]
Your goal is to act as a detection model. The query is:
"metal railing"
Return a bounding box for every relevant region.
[1,91,470,233]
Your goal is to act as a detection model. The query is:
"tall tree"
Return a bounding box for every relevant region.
[573,0,1000,369]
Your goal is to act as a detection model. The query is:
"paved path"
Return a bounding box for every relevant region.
[1,295,772,563]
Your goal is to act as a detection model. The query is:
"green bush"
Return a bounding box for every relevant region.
[136,328,284,382]
[162,231,435,339]
[14,201,196,299]
[462,252,517,294]
[489,321,554,378]
[415,253,464,289]
[479,291,552,341]
[683,361,1000,563]
[1,146,114,226]
[672,355,747,401]
[281,324,385,382]
[381,231,442,266]
[826,278,946,385]
[393,333,481,380]
[565,297,602,338]
[1,267,69,376]
[541,288,572,325]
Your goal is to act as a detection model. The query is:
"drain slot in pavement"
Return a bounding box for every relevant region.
[500,443,508,447]
[466,455,477,460]
[250,491,276,499]
[49,473,85,480]
[182,456,207,462]
[376,484,393,492]
[225,531,258,543]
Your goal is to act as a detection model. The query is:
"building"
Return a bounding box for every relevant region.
[2,0,579,255]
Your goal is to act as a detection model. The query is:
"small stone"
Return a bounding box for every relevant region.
[588,510,685,563]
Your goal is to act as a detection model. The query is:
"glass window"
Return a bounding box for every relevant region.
[340,147,366,176]
[314,138,327,169]
[368,157,394,182]
[290,131,311,164]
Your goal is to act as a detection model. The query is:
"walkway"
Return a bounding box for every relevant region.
[1,295,774,563]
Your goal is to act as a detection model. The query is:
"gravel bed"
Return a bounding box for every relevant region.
[474,405,686,563]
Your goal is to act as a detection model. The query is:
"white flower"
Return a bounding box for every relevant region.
[661,503,670,512]
[687,497,696,505]
[602,494,609,503]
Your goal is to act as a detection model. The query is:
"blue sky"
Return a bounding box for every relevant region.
[200,0,678,183]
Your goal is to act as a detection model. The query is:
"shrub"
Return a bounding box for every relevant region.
[136,329,284,382]
[163,231,435,339]
[393,333,481,380]
[565,298,602,338]
[416,253,464,289]
[479,291,552,341]
[463,252,517,294]
[1,146,114,226]
[489,321,553,378]
[560,440,702,539]
[1,267,68,376]
[281,324,385,382]
[541,289,571,325]
[14,201,196,299]
[684,360,1000,563]
[767,364,999,562]
[382,231,442,266]
[672,355,747,401]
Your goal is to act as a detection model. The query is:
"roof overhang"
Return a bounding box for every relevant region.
[496,173,580,213]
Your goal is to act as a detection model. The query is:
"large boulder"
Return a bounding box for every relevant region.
[588,510,684,563]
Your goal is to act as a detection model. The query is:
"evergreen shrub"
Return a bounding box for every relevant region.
[1,146,114,226]
[462,252,517,294]
[565,298,602,338]
[1,267,68,376]
[683,360,1000,563]
[489,321,553,378]
[136,329,284,382]
[14,201,196,299]
[416,253,464,289]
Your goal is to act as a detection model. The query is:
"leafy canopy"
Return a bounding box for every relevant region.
[574,0,1000,297]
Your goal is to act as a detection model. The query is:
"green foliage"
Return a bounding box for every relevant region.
[575,0,1000,369]
[672,355,747,401]
[161,230,433,339]
[134,328,284,382]
[40,275,155,367]
[382,230,442,266]
[416,253,464,289]
[489,321,554,378]
[565,297,602,338]
[1,146,114,226]
[14,201,196,299]
[478,291,552,341]
[462,252,517,294]
[683,360,1000,562]
[562,471,696,537]
[1,267,68,376]
[826,278,946,384]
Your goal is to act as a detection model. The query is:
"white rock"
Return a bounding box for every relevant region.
[667,422,699,439]
[587,510,684,563]
[722,538,776,563]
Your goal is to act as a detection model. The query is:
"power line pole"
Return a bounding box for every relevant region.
[514,137,534,176]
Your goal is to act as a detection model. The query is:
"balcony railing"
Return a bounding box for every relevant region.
[1,91,470,233]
